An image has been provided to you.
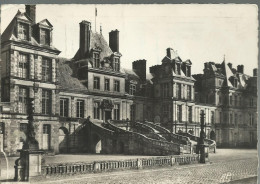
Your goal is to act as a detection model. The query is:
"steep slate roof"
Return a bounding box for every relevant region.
[57,58,88,92]
[73,31,113,62]
[1,10,60,52]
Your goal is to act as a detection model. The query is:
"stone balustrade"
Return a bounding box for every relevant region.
[41,154,199,177]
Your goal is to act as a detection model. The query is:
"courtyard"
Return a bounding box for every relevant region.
[0,149,257,183]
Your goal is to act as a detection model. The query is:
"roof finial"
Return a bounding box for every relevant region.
[223,54,225,61]
[100,24,102,35]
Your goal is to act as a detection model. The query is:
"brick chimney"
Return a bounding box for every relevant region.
[166,48,175,59]
[25,5,36,24]
[79,21,91,59]
[109,30,119,53]
[237,65,244,74]
[253,68,257,77]
[133,60,147,81]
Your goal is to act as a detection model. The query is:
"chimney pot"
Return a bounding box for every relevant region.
[253,68,257,77]
[25,5,36,24]
[79,21,91,59]
[109,30,119,53]
[166,48,174,59]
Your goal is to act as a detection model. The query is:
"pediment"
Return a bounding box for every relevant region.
[16,11,33,22]
[38,19,53,27]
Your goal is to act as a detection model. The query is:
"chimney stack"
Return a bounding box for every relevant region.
[227,63,233,70]
[79,21,91,59]
[109,30,119,53]
[237,65,244,74]
[253,68,257,77]
[133,60,147,81]
[166,48,175,59]
[25,5,36,24]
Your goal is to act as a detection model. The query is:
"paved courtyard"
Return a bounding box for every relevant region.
[0,149,257,183]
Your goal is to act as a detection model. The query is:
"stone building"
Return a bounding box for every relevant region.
[193,61,257,148]
[148,48,215,138]
[0,5,257,155]
[0,5,61,155]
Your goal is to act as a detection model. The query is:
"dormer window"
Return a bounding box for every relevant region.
[187,66,191,77]
[234,78,238,87]
[129,84,136,95]
[40,28,50,45]
[176,63,181,75]
[18,22,29,41]
[93,52,100,68]
[114,57,120,71]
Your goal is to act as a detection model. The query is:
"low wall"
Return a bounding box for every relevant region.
[41,154,199,177]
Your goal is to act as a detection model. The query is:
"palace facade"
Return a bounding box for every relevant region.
[0,5,257,156]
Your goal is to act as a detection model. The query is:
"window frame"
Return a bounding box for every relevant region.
[18,22,29,41]
[42,57,52,82]
[76,100,84,118]
[113,104,120,120]
[93,52,100,68]
[18,53,29,79]
[18,86,29,114]
[42,89,51,115]
[114,80,120,92]
[60,98,69,117]
[104,78,110,91]
[94,76,100,90]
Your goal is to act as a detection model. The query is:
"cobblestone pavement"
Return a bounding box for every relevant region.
[1,149,257,184]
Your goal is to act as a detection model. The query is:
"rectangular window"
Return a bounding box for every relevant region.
[176,83,182,99]
[42,89,51,115]
[42,58,52,82]
[20,123,28,142]
[162,83,169,97]
[188,106,192,123]
[94,77,100,90]
[18,53,29,79]
[40,28,50,45]
[249,98,254,107]
[187,66,191,77]
[18,23,29,40]
[114,104,120,120]
[76,100,84,118]
[60,98,69,117]
[163,104,170,119]
[234,113,237,125]
[94,102,100,119]
[129,84,136,95]
[114,58,120,71]
[177,105,182,122]
[229,113,233,124]
[130,104,136,121]
[176,63,181,75]
[229,96,233,106]
[187,85,192,100]
[211,111,215,124]
[104,79,110,91]
[93,53,100,68]
[18,87,28,114]
[114,80,120,92]
[249,114,254,126]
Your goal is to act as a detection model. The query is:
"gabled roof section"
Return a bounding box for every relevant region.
[16,10,33,22]
[38,19,53,27]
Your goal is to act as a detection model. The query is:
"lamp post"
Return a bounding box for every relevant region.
[199,110,206,163]
[23,97,39,150]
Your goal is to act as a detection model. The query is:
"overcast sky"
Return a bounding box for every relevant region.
[1,4,258,75]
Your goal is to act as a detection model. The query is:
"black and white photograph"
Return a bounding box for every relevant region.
[0,3,258,184]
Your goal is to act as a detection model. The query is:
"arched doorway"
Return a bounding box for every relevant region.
[59,127,69,153]
[91,133,102,153]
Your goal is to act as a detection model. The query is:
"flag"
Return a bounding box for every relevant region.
[95,7,97,17]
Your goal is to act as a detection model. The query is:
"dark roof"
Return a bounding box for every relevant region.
[57,58,88,92]
[1,10,60,53]
[73,31,113,62]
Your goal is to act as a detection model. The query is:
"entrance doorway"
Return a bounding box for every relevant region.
[105,110,112,122]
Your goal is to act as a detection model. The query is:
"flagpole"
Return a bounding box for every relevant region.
[95,6,97,32]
